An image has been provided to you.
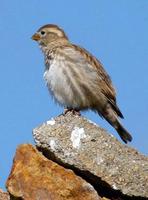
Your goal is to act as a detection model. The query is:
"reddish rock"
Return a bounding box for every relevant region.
[0,189,10,200]
[6,144,100,200]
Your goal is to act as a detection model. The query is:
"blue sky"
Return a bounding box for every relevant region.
[0,0,148,190]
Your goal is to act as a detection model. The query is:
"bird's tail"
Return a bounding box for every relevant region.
[115,121,132,143]
[100,104,132,143]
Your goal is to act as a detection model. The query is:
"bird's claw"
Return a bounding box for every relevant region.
[63,108,81,116]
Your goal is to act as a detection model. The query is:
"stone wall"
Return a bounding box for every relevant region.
[1,112,148,200]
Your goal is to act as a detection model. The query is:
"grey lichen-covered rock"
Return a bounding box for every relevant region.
[33,112,148,199]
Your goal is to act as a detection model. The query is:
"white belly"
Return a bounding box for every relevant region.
[43,58,105,109]
[43,59,78,108]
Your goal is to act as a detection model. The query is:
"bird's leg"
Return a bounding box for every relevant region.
[63,107,81,116]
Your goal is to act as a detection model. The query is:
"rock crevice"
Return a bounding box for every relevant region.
[38,146,147,200]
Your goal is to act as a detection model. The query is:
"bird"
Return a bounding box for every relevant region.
[32,24,132,143]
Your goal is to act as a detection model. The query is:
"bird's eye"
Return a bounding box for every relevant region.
[40,31,46,35]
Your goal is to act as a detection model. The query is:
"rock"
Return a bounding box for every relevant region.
[33,112,148,199]
[6,144,101,200]
[0,189,10,200]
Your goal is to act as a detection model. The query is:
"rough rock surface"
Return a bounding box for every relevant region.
[0,189,10,200]
[6,144,101,200]
[33,112,148,198]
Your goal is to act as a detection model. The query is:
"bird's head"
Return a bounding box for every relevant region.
[32,24,68,47]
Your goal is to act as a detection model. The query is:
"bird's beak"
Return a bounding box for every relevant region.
[31,33,41,41]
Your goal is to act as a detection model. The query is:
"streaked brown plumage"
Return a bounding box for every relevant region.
[32,24,132,143]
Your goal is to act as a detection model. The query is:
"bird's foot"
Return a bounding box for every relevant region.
[63,108,81,116]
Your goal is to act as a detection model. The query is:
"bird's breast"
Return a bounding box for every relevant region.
[43,58,81,108]
[43,56,106,109]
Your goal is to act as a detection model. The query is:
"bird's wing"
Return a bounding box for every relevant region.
[58,44,123,118]
[75,46,116,96]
